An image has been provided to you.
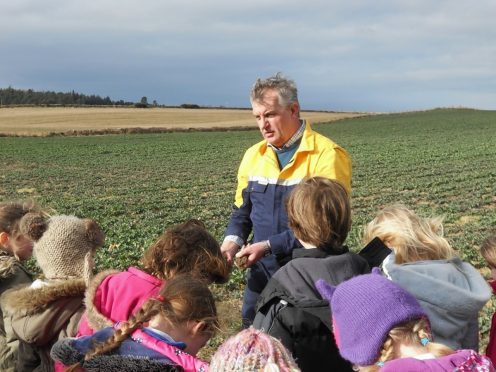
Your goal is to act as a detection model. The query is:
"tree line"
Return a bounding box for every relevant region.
[0,87,249,110]
[0,87,135,107]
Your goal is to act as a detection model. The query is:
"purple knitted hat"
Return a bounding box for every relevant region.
[315,268,427,366]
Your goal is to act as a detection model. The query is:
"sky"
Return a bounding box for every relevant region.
[1,0,495,112]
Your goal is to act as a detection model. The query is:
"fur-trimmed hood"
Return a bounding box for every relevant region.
[51,330,183,372]
[2,278,86,346]
[84,269,120,331]
[77,267,165,337]
[0,252,28,279]
[3,278,85,315]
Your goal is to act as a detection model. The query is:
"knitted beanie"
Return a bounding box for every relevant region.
[315,268,427,366]
[210,327,301,372]
[20,214,105,284]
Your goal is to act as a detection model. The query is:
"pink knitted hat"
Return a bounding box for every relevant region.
[210,327,300,371]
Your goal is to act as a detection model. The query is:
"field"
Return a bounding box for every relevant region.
[1,108,496,356]
[0,106,364,135]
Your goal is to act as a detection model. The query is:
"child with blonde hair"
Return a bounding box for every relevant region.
[77,218,229,337]
[52,275,217,371]
[363,204,491,350]
[480,233,496,364]
[316,269,494,371]
[210,327,300,372]
[253,177,369,371]
[0,201,45,371]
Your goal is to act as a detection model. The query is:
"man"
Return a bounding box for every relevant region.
[221,73,351,325]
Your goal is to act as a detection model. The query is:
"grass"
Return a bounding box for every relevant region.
[1,107,496,356]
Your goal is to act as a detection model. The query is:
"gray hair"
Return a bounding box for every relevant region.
[250,72,298,107]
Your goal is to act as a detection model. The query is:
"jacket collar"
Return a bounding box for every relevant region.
[3,278,85,315]
[259,120,315,156]
[84,268,121,330]
[292,245,349,259]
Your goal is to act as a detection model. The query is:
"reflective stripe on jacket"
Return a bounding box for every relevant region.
[225,121,351,258]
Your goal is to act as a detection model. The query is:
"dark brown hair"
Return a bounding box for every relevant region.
[287,177,351,251]
[0,200,45,237]
[141,219,229,284]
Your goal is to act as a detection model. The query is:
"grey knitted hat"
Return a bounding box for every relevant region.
[21,214,105,284]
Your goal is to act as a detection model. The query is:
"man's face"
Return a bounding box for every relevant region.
[252,89,300,148]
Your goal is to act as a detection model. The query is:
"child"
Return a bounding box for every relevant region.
[77,219,229,336]
[316,268,495,371]
[51,275,216,372]
[0,201,44,371]
[2,213,105,371]
[210,327,300,372]
[363,204,491,350]
[480,233,496,364]
[253,177,369,371]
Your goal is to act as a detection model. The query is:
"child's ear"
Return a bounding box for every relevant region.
[0,232,10,248]
[190,321,207,336]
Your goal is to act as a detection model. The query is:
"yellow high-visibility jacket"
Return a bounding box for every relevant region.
[225,121,351,264]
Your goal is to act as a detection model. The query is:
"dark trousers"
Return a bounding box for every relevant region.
[241,255,280,327]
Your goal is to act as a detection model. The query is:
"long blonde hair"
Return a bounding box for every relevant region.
[359,318,453,371]
[481,233,496,268]
[363,204,454,264]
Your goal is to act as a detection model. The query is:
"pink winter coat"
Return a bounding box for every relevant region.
[486,280,496,366]
[77,267,164,337]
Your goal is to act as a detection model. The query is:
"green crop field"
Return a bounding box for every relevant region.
[1,108,496,355]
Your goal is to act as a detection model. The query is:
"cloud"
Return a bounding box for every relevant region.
[1,0,495,111]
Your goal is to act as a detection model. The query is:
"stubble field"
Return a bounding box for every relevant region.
[0,106,364,135]
[1,107,495,356]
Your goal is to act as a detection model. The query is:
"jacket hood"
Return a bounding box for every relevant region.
[3,278,85,315]
[384,256,491,317]
[84,269,120,331]
[2,278,85,345]
[381,349,491,371]
[258,251,369,313]
[0,252,27,279]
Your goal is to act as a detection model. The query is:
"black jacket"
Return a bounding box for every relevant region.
[253,247,370,372]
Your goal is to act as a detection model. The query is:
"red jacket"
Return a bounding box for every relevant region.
[486,280,496,364]
[77,267,164,336]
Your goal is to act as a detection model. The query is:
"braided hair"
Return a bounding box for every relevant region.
[66,274,218,371]
[359,318,453,371]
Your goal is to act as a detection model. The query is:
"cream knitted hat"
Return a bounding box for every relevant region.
[21,214,105,284]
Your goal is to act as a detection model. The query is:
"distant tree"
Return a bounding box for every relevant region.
[140,96,148,105]
[180,103,201,109]
[152,100,158,107]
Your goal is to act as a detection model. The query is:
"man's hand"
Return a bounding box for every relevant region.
[235,240,270,268]
[220,240,241,265]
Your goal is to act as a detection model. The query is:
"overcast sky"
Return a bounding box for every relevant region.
[1,0,495,112]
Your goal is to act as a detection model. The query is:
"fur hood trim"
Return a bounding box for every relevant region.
[3,278,86,315]
[0,254,21,279]
[85,269,120,330]
[51,338,181,372]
